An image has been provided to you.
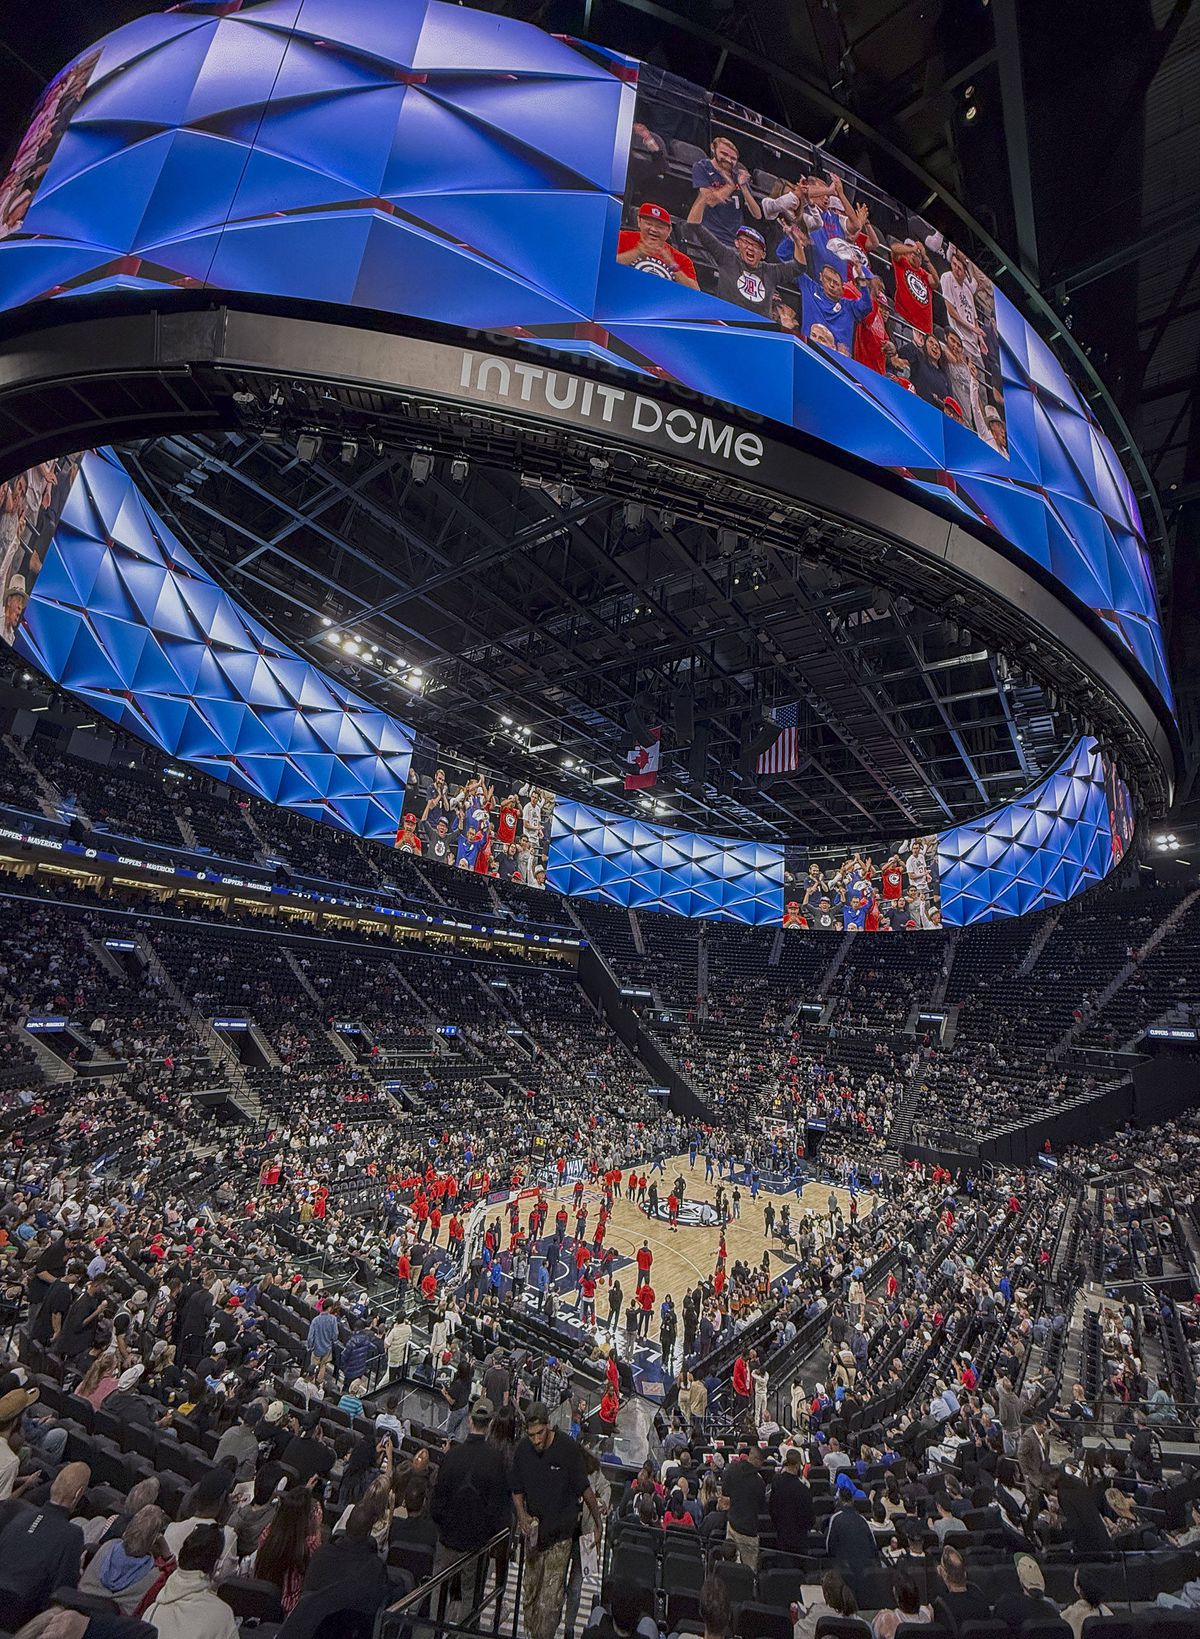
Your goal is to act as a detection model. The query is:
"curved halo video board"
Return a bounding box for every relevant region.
[0,0,1165,932]
[0,0,1171,716]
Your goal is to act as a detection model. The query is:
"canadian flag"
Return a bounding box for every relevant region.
[624,727,661,790]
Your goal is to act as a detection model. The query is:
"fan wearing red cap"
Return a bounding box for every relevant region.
[395,811,422,854]
[616,203,700,288]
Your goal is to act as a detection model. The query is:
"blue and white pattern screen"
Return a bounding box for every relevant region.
[0,0,1150,925]
[10,449,415,842]
[0,0,1171,714]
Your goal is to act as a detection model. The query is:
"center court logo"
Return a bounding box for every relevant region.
[647,1198,717,1228]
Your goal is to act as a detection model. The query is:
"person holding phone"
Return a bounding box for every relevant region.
[511,1403,604,1639]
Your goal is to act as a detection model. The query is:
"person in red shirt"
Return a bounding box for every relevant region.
[636,1242,653,1289]
[890,239,936,335]
[612,1169,623,1199]
[714,1267,727,1298]
[598,1385,620,1447]
[732,1353,750,1411]
[412,1192,429,1240]
[574,1206,588,1241]
[420,1269,438,1305]
[572,1178,585,1209]
[667,1192,680,1232]
[852,275,891,375]
[556,1156,567,1184]
[636,1283,655,1337]
[396,1250,413,1296]
[616,202,700,287]
[448,1214,464,1252]
[580,1272,597,1326]
[428,1206,442,1245]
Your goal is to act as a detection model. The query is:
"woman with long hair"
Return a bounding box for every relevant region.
[337,1431,381,1509]
[255,1484,323,1615]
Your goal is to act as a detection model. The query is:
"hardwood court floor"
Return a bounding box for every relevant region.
[539,1152,875,1349]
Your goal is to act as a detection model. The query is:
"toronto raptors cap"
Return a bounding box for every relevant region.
[638,202,672,224]
[734,226,766,247]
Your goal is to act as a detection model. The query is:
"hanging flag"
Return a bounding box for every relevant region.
[624,726,661,790]
[756,702,801,776]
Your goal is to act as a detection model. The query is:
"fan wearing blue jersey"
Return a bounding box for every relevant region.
[798,263,874,356]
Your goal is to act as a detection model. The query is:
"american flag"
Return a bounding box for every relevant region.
[756,701,801,776]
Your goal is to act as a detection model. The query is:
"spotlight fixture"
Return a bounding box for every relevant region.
[449,456,469,483]
[410,451,433,484]
[339,437,358,464]
[296,431,322,464]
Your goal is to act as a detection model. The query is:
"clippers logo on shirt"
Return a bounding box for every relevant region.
[737,270,768,304]
[904,268,930,306]
[632,252,677,278]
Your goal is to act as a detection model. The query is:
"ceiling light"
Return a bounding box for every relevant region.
[406,671,424,689]
[500,716,513,727]
[325,633,341,647]
[296,431,322,464]
[339,437,358,464]
[449,456,469,483]
[594,775,620,786]
[563,758,575,769]
[964,103,978,122]
[410,452,432,484]
[370,644,379,654]
[346,641,360,655]
[530,742,556,753]
[320,617,332,628]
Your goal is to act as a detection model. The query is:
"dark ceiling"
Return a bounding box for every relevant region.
[1,0,1196,823]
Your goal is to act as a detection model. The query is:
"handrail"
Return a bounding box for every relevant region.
[376,1526,518,1639]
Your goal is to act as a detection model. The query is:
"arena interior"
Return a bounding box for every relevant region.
[0,1,1198,1637]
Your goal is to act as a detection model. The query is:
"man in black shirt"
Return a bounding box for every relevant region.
[26,1230,79,1320]
[933,1545,993,1634]
[511,1402,603,1639]
[720,1445,767,1570]
[0,1460,89,1631]
[55,1277,107,1367]
[31,1266,80,1348]
[431,1397,512,1614]
[281,1413,336,1485]
[768,1448,813,1552]
[176,1271,216,1370]
[296,1494,393,1629]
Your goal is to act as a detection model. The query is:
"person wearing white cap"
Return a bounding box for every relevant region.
[1,571,26,643]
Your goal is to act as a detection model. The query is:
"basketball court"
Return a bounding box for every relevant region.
[530,1152,875,1391]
